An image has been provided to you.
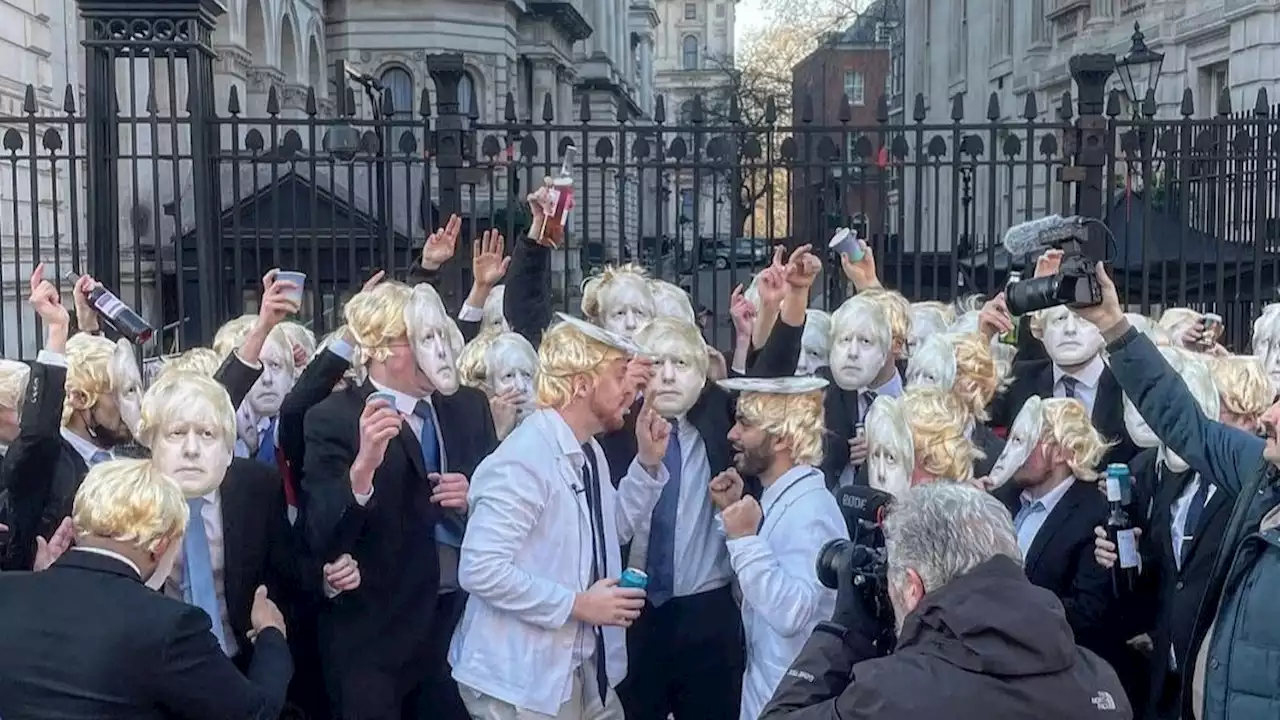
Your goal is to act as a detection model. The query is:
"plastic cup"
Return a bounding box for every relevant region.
[366,391,398,409]
[275,270,306,305]
[829,228,864,262]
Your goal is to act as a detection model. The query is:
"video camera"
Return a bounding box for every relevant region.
[815,486,891,592]
[1001,215,1105,317]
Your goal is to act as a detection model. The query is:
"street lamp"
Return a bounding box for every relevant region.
[1115,22,1164,115]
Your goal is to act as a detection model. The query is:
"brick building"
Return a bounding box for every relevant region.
[790,0,901,246]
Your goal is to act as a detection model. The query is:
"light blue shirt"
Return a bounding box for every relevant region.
[1015,477,1076,557]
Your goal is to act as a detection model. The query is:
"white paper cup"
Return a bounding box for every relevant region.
[829,228,864,262]
[275,271,306,305]
[366,391,398,409]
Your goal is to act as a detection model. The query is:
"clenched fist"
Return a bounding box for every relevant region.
[709,468,744,511]
[635,404,672,471]
[722,496,763,539]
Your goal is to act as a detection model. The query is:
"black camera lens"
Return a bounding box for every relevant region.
[1006,275,1063,316]
[815,538,851,590]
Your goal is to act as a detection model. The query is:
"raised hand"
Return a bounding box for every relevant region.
[323,553,361,595]
[978,293,1014,339]
[429,472,470,511]
[755,247,789,310]
[729,284,757,338]
[28,263,69,329]
[722,496,763,539]
[259,269,300,327]
[571,577,647,628]
[709,468,744,510]
[361,269,387,293]
[623,356,653,397]
[421,213,463,270]
[71,273,99,332]
[1034,249,1065,279]
[784,244,821,290]
[489,389,523,439]
[1074,263,1125,331]
[839,237,879,290]
[351,398,402,494]
[33,516,74,572]
[472,229,511,288]
[634,402,672,470]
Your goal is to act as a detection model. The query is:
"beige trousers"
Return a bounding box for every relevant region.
[459,660,625,720]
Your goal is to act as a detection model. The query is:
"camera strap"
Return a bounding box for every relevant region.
[760,468,822,532]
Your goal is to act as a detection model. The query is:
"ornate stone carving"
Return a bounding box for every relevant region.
[213,44,253,78]
[282,83,309,109]
[246,66,286,94]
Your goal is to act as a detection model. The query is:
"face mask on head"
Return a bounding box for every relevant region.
[866,397,913,498]
[108,340,143,437]
[489,347,537,423]
[245,342,295,418]
[1040,308,1104,368]
[990,396,1045,487]
[406,287,461,396]
[151,412,233,498]
[648,353,704,417]
[905,335,957,391]
[599,279,655,339]
[907,309,948,359]
[829,315,889,391]
[796,314,831,377]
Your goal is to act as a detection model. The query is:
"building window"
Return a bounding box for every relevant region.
[716,3,725,18]
[380,67,414,119]
[1199,61,1229,113]
[458,72,476,118]
[682,35,699,70]
[685,3,696,19]
[679,188,695,222]
[844,71,865,106]
[1031,0,1046,45]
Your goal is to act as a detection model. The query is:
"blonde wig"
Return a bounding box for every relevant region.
[0,358,31,410]
[484,332,540,386]
[951,332,999,421]
[899,386,980,483]
[858,288,911,349]
[1037,397,1115,481]
[482,285,507,334]
[156,347,221,381]
[649,280,697,325]
[72,458,188,554]
[535,320,629,409]
[211,314,292,367]
[319,326,367,386]
[634,317,711,377]
[136,371,237,453]
[736,390,826,467]
[344,281,412,364]
[914,300,956,326]
[62,333,124,426]
[1211,354,1272,424]
[989,342,1017,394]
[580,264,655,323]
[458,330,501,389]
[1157,307,1201,334]
[948,310,981,336]
[279,321,317,361]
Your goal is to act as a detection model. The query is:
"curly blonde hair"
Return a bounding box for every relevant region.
[737,390,826,467]
[914,300,956,325]
[344,281,412,364]
[1210,354,1272,424]
[858,288,911,350]
[535,320,628,409]
[951,333,999,421]
[155,347,221,382]
[0,358,31,410]
[211,314,292,366]
[72,458,188,555]
[458,330,501,389]
[62,333,122,426]
[580,264,654,323]
[1037,397,1115,481]
[899,385,981,482]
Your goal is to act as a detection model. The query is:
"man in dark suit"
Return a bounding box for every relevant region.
[303,280,497,720]
[987,304,1137,469]
[990,395,1113,654]
[0,457,293,720]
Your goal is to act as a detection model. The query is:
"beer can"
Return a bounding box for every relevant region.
[619,568,649,590]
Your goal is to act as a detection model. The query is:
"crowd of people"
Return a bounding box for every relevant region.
[0,185,1278,720]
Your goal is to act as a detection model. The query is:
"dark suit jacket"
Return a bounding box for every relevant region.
[300,380,496,676]
[994,479,1114,650]
[503,236,553,349]
[0,550,292,720]
[986,358,1137,469]
[972,422,1007,479]
[278,347,352,524]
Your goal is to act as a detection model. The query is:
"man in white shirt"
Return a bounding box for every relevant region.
[710,376,849,720]
[451,313,669,720]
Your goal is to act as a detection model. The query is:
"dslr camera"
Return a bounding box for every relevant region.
[815,539,887,591]
[1002,215,1105,317]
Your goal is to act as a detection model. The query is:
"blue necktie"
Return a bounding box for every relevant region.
[646,425,682,607]
[414,400,463,547]
[1178,477,1211,569]
[88,450,111,466]
[1061,376,1079,399]
[182,498,228,654]
[254,418,277,467]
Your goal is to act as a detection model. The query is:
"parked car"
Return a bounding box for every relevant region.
[700,237,770,269]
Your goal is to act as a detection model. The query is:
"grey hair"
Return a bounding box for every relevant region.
[884,482,1022,594]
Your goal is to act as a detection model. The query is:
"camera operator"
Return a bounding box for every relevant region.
[761,482,1132,720]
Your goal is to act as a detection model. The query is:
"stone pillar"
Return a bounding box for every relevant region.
[639,36,654,113]
[531,59,558,125]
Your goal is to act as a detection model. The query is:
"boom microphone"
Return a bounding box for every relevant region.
[1001,215,1088,258]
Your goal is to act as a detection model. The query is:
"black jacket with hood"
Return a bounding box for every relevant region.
[760,555,1133,720]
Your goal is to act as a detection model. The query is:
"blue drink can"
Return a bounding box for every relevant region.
[619,568,648,590]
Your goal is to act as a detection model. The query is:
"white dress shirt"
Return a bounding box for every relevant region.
[727,465,847,720]
[73,546,142,576]
[449,408,668,716]
[627,416,732,597]
[233,411,277,459]
[1053,355,1105,418]
[1170,472,1216,571]
[1015,476,1077,557]
[163,489,240,657]
[60,427,113,466]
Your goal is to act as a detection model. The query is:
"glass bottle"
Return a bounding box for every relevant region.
[530,144,577,247]
[65,271,154,345]
[1105,463,1140,596]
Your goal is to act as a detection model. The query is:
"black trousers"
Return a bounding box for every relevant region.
[324,591,468,720]
[617,585,745,720]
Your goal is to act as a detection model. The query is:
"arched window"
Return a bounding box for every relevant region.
[379,66,414,119]
[459,72,476,118]
[682,36,699,71]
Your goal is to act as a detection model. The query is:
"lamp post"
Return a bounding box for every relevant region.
[1115,22,1165,118]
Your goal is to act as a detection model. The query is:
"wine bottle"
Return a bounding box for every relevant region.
[999,271,1022,346]
[64,271,154,345]
[1105,463,1140,596]
[529,144,577,248]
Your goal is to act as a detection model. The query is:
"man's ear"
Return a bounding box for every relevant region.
[67,388,95,411]
[891,337,905,357]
